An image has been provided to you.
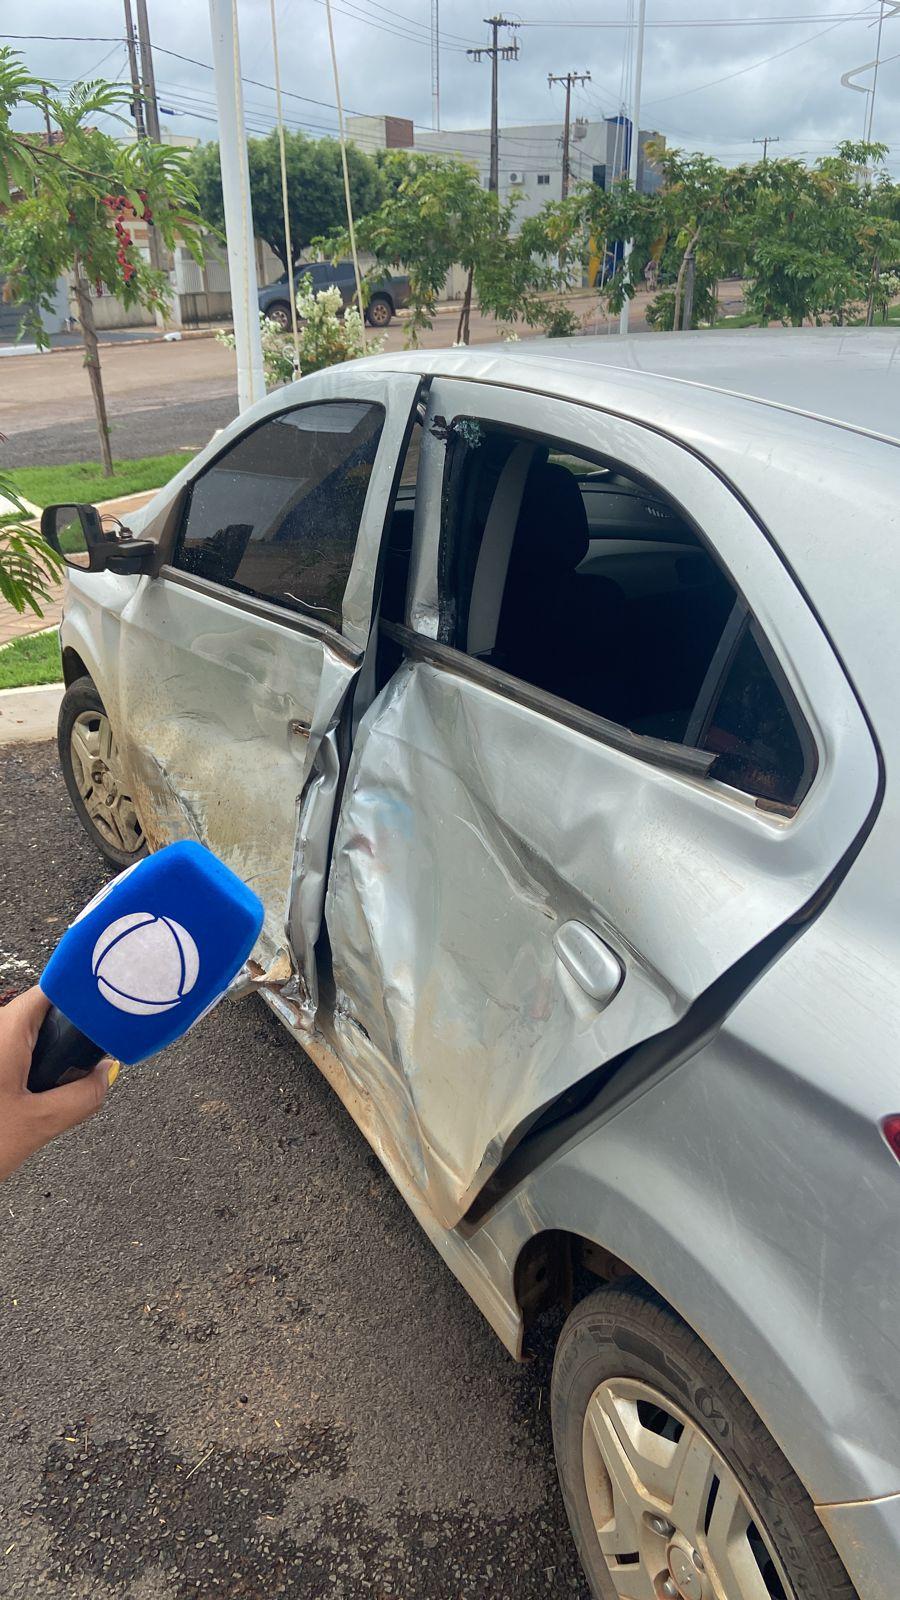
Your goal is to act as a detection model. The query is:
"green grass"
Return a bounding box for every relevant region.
[8,450,193,511]
[0,628,62,690]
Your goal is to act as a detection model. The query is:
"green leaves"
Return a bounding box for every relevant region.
[0,54,206,334]
[0,474,65,617]
[186,130,384,268]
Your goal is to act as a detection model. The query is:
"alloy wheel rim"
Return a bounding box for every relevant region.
[369,300,390,326]
[70,709,144,855]
[581,1377,794,1600]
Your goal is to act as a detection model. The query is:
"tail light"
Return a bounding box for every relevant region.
[880,1115,900,1162]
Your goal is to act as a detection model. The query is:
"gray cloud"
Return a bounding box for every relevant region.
[5,0,898,174]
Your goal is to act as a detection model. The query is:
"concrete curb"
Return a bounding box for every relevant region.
[0,682,64,746]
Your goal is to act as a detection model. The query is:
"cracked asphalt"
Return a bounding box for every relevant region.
[0,740,590,1599]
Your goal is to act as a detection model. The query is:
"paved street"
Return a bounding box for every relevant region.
[0,739,589,1599]
[1,289,670,467]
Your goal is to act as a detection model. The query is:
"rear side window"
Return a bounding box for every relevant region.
[174,401,384,627]
[698,625,814,808]
[438,422,816,809]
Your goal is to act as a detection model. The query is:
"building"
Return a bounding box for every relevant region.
[346,112,664,219]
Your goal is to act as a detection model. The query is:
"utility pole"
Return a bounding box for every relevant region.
[467,16,520,195]
[752,134,780,163]
[548,71,590,200]
[208,0,265,411]
[431,0,440,130]
[618,0,646,336]
[40,85,53,143]
[123,2,146,137]
[133,0,166,281]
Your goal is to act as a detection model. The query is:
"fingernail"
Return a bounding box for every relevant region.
[106,1061,121,1088]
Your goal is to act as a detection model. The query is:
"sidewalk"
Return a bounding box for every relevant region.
[0,488,158,647]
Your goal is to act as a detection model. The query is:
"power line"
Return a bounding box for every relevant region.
[517,10,885,25]
[644,3,876,105]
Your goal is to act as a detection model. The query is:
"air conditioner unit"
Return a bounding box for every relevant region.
[508,171,525,185]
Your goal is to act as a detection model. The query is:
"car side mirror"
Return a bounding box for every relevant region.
[41,503,156,576]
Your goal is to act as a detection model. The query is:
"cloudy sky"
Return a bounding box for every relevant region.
[5,1,899,175]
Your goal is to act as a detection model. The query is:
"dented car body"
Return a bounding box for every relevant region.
[57,331,900,1599]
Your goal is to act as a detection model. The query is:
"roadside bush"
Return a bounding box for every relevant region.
[218,285,385,390]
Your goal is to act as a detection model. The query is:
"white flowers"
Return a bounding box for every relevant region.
[217,279,386,391]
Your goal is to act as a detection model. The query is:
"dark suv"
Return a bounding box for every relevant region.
[258,259,410,329]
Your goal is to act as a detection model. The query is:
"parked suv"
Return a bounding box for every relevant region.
[45,330,900,1600]
[258,259,410,329]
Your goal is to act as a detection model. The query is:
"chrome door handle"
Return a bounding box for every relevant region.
[553,920,623,1007]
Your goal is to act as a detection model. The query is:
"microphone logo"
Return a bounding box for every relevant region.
[92,913,200,1016]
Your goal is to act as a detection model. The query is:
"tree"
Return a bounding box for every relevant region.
[320,153,571,345]
[0,61,205,475]
[743,142,900,328]
[188,131,384,271]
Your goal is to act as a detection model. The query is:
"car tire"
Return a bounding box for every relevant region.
[265,301,291,331]
[58,677,147,869]
[551,1278,858,1600]
[365,294,392,328]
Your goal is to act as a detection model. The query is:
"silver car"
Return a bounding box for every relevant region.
[46,329,900,1600]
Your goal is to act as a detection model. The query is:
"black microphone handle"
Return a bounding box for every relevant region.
[28,1005,107,1093]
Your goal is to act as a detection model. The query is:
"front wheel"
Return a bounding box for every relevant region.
[58,676,147,868]
[551,1280,858,1600]
[365,294,392,328]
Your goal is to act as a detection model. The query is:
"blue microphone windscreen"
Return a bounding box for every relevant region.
[39,841,265,1064]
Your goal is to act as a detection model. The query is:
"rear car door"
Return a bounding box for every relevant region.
[116,369,421,1016]
[323,377,879,1227]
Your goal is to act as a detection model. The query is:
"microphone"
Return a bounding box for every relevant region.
[29,841,264,1093]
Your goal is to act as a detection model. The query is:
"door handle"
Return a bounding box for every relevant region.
[553,920,623,1007]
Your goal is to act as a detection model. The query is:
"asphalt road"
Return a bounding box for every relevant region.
[2,397,241,470]
[0,740,589,1599]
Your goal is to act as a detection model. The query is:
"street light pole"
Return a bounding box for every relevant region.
[208,0,265,412]
[618,0,647,336]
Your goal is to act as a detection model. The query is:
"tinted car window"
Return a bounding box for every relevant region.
[174,401,384,626]
[441,422,815,807]
[701,626,813,807]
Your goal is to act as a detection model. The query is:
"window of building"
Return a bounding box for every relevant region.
[174,400,384,628]
[537,172,551,185]
[437,423,816,808]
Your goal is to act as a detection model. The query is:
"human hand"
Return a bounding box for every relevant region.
[0,987,112,1182]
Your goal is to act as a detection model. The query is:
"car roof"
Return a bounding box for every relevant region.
[364,328,900,447]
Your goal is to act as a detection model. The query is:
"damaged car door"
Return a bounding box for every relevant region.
[322,378,879,1228]
[116,370,422,1004]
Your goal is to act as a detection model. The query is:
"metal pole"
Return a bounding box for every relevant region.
[489,18,499,196]
[618,0,647,336]
[208,0,266,411]
[864,0,883,140]
[432,0,440,131]
[123,0,146,137]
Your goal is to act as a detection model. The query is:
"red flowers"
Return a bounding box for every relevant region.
[101,194,138,287]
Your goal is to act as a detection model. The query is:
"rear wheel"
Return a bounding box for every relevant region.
[551,1280,858,1600]
[365,293,392,328]
[58,677,147,868]
[265,300,291,331]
